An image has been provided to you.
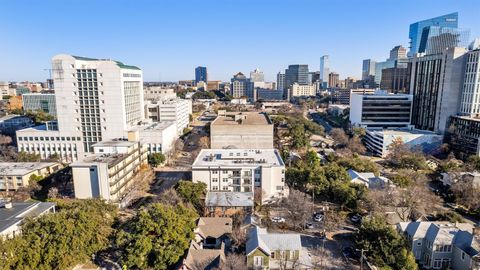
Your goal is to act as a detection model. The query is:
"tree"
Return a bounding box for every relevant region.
[389,170,413,188]
[116,203,198,270]
[305,150,320,166]
[282,189,313,230]
[290,123,308,149]
[330,128,348,146]
[0,134,12,145]
[16,151,41,162]
[175,180,207,210]
[223,253,247,270]
[352,126,366,138]
[0,199,117,270]
[356,216,417,270]
[199,136,210,149]
[147,153,166,167]
[347,136,366,155]
[451,176,480,211]
[25,109,55,124]
[386,138,428,170]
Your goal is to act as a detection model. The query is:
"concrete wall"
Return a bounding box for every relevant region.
[211,124,273,149]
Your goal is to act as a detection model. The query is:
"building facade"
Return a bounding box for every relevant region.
[276,72,285,91]
[195,66,207,84]
[211,111,273,149]
[328,72,339,88]
[192,149,288,203]
[144,98,192,135]
[459,49,480,117]
[319,55,330,88]
[231,72,254,101]
[284,65,309,91]
[350,92,413,129]
[0,162,62,191]
[16,54,146,162]
[22,93,57,117]
[380,66,410,93]
[71,139,147,204]
[362,59,376,81]
[408,12,458,57]
[410,47,467,133]
[289,83,316,98]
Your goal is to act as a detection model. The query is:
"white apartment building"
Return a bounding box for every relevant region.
[71,138,147,204]
[192,149,288,203]
[350,91,413,129]
[459,49,480,117]
[289,83,316,98]
[144,97,192,135]
[143,87,176,100]
[15,55,150,162]
[128,121,177,154]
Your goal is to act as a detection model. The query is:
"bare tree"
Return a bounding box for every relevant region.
[155,188,184,206]
[223,253,247,270]
[199,136,210,149]
[47,187,59,199]
[0,135,12,145]
[277,249,301,270]
[451,176,480,210]
[347,136,366,155]
[282,189,313,230]
[330,128,349,146]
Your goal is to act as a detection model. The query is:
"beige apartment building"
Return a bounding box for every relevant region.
[71,138,147,204]
[210,111,274,149]
[0,162,62,191]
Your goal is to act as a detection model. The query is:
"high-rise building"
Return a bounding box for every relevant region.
[231,72,254,101]
[389,45,407,60]
[409,47,467,133]
[16,55,178,162]
[276,72,285,91]
[289,83,316,98]
[374,46,408,86]
[328,72,339,88]
[284,65,309,90]
[380,67,410,93]
[250,68,264,82]
[319,55,330,87]
[362,59,376,81]
[459,49,480,117]
[423,26,471,54]
[22,93,57,117]
[195,66,208,84]
[408,12,458,57]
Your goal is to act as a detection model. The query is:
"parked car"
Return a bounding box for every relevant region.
[305,222,314,229]
[313,213,324,222]
[350,214,362,223]
[271,217,286,223]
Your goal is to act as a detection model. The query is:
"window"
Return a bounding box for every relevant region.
[222,170,228,174]
[212,170,218,174]
[276,186,284,191]
[222,186,228,191]
[253,256,263,267]
[270,252,275,258]
[212,178,218,182]
[212,186,219,191]
[222,178,228,182]
[462,251,466,260]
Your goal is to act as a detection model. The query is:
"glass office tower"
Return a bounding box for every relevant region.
[408,12,458,57]
[195,66,207,84]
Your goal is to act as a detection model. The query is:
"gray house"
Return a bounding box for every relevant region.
[398,222,480,269]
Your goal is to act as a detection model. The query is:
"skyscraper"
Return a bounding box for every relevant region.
[328,72,339,88]
[195,66,207,84]
[408,12,459,57]
[284,65,309,89]
[389,45,407,60]
[319,55,330,87]
[423,26,470,54]
[231,72,254,101]
[362,59,376,81]
[459,49,480,117]
[276,72,285,91]
[250,68,264,82]
[409,47,467,133]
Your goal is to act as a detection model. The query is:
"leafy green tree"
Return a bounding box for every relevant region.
[175,180,207,209]
[352,127,366,138]
[305,150,320,166]
[286,167,310,188]
[389,173,412,188]
[290,123,308,149]
[148,153,166,166]
[116,203,198,270]
[25,109,54,124]
[356,216,417,270]
[337,156,379,175]
[0,199,117,270]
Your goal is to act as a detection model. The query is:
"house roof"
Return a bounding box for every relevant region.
[246,226,302,256]
[183,241,224,270]
[0,202,55,234]
[347,169,389,188]
[196,217,232,239]
[205,192,254,207]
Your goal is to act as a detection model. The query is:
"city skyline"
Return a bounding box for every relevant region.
[1,0,479,82]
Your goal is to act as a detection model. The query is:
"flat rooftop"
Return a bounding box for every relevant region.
[128,121,175,132]
[0,162,59,176]
[367,128,440,136]
[72,153,128,168]
[212,112,272,126]
[0,114,29,121]
[205,192,254,207]
[193,149,284,168]
[93,140,135,148]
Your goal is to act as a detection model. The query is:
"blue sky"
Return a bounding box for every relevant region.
[0,0,478,82]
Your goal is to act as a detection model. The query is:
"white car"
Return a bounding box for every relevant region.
[313,214,324,222]
[271,217,286,223]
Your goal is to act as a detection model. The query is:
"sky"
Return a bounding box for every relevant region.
[0,0,479,82]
